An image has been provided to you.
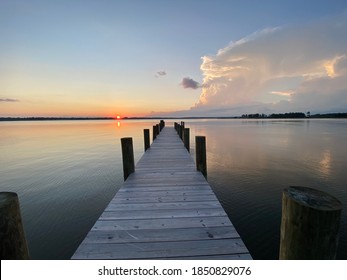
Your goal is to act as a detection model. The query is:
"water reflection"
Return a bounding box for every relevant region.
[187,119,347,259]
[319,149,332,177]
[1,119,346,259]
[0,119,159,259]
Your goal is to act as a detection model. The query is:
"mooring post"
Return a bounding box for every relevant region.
[176,123,180,135]
[156,124,160,136]
[0,192,30,259]
[180,122,185,140]
[279,186,342,259]
[143,129,150,151]
[160,120,165,131]
[121,137,135,181]
[196,136,207,178]
[153,125,157,140]
[183,127,190,152]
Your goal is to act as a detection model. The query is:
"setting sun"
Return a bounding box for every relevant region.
[116,115,121,119]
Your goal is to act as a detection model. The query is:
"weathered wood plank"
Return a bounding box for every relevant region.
[160,253,253,260]
[122,182,210,188]
[92,216,232,231]
[100,208,228,219]
[104,201,221,211]
[118,185,212,193]
[82,226,239,244]
[73,238,248,259]
[124,174,207,183]
[115,189,215,197]
[111,194,219,204]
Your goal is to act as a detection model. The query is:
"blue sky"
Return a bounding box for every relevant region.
[1,0,347,117]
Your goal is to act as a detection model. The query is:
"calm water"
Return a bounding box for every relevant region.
[1,119,346,259]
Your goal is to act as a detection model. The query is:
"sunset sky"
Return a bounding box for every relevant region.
[1,0,347,117]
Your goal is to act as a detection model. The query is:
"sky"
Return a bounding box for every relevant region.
[1,0,347,117]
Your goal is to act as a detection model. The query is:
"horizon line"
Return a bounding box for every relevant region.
[1,112,347,121]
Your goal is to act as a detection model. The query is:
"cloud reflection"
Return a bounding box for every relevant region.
[319,149,332,177]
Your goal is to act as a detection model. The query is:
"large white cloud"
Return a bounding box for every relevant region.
[194,11,347,114]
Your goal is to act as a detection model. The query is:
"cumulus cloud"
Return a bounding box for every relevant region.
[155,70,167,78]
[0,98,20,102]
[181,77,200,89]
[193,12,347,114]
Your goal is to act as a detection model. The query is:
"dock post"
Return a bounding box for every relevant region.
[143,129,150,151]
[279,186,342,259]
[153,125,157,140]
[0,192,30,259]
[156,124,160,135]
[176,123,180,135]
[121,137,135,180]
[183,128,190,152]
[196,136,207,178]
[180,122,185,140]
[160,120,165,131]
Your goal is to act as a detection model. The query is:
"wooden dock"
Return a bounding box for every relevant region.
[72,125,251,259]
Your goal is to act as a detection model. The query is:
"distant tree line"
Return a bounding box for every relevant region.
[241,112,347,119]
[268,112,307,118]
[309,113,347,118]
[241,112,306,118]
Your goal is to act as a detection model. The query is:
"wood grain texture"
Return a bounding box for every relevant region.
[279,186,342,259]
[0,192,30,259]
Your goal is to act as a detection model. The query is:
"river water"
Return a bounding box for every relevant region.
[1,119,346,259]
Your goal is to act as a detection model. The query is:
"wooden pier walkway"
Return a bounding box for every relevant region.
[72,126,251,259]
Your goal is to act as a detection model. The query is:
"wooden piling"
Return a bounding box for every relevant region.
[143,129,150,151]
[180,122,185,140]
[153,125,157,140]
[176,123,180,135]
[160,120,165,131]
[156,124,160,136]
[183,128,190,152]
[196,136,207,178]
[121,137,135,181]
[279,186,342,259]
[0,192,30,259]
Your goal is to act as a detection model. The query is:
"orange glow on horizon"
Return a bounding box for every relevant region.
[116,115,121,119]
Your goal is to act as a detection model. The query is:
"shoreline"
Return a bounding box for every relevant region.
[1,112,347,122]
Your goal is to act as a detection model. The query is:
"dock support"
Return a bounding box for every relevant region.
[279,186,342,259]
[183,128,190,152]
[121,137,135,181]
[179,122,185,140]
[143,129,150,151]
[0,192,30,259]
[196,136,207,178]
[160,120,165,131]
[153,125,157,140]
[176,123,180,134]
